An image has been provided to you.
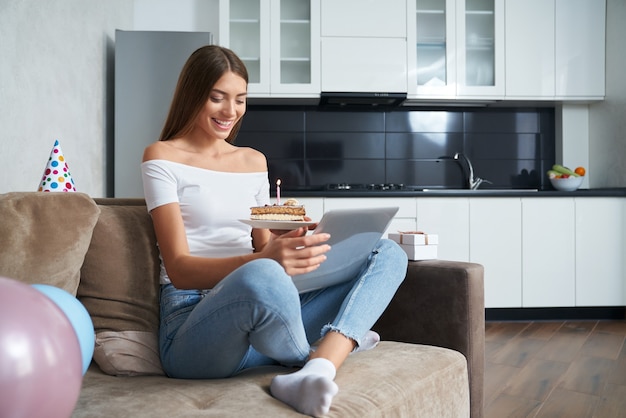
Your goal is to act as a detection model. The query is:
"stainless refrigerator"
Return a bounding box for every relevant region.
[114,30,213,197]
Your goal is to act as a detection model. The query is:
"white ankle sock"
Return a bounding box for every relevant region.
[354,330,381,353]
[270,358,338,417]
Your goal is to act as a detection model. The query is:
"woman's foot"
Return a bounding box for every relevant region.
[353,330,380,353]
[270,358,338,417]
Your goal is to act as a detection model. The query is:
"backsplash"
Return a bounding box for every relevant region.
[235,106,555,191]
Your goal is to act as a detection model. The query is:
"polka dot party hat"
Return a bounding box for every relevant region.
[37,140,77,192]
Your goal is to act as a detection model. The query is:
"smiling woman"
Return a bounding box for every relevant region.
[195,72,248,141]
[139,44,409,417]
[157,46,249,145]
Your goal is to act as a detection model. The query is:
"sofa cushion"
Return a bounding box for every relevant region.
[0,192,100,295]
[73,342,470,417]
[78,199,164,376]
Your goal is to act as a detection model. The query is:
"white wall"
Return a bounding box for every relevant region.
[0,0,133,196]
[588,0,626,187]
[557,104,591,189]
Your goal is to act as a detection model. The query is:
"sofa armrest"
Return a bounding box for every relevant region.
[373,259,485,418]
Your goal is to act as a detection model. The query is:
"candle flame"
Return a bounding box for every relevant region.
[276,179,281,186]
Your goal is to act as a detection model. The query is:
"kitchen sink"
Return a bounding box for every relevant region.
[420,188,538,194]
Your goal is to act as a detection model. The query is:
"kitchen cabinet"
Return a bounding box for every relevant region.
[282,195,625,309]
[138,0,606,102]
[416,198,470,262]
[219,0,270,93]
[320,0,406,38]
[555,0,606,99]
[407,0,505,99]
[320,0,407,93]
[456,0,505,97]
[505,0,605,100]
[407,0,457,98]
[320,38,407,93]
[408,0,605,101]
[469,198,522,308]
[575,198,626,306]
[522,198,576,307]
[505,0,555,98]
[219,0,320,96]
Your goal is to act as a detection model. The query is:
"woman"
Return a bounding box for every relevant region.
[141,45,408,417]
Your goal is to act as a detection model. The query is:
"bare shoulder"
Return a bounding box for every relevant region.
[142,141,170,162]
[237,146,267,172]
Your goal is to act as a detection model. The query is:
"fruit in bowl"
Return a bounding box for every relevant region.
[547,164,585,191]
[550,175,584,191]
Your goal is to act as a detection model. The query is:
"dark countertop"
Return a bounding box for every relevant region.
[279,188,626,198]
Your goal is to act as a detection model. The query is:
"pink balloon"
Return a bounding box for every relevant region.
[0,277,82,418]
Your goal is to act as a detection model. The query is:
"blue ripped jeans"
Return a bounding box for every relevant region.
[158,239,408,379]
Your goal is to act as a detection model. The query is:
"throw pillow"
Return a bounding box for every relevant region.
[78,199,164,376]
[0,192,100,295]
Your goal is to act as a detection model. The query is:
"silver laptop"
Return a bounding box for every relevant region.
[291,206,399,293]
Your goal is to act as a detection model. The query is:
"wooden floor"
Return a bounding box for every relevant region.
[485,320,626,418]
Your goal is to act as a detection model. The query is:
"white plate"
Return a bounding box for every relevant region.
[239,219,316,230]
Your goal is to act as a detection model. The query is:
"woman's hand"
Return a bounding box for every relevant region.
[261,227,331,276]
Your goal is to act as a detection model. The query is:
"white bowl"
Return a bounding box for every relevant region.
[550,176,583,191]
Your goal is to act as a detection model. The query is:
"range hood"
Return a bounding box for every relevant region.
[318,92,406,108]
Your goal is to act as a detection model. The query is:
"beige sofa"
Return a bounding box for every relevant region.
[0,192,485,417]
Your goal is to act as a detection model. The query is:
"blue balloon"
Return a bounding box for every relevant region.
[32,284,95,375]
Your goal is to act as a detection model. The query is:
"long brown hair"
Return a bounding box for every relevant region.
[158,45,249,143]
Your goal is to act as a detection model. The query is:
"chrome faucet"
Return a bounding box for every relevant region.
[454,152,491,190]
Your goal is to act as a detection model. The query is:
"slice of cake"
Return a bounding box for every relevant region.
[250,198,306,221]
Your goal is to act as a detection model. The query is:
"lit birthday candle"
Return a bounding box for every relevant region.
[276,179,281,205]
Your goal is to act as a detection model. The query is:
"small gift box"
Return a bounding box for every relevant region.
[388,231,439,261]
[388,231,438,246]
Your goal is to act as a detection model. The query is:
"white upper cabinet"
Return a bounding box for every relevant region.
[320,0,407,37]
[505,0,555,98]
[320,0,407,93]
[213,0,606,100]
[407,0,505,99]
[407,0,457,98]
[219,0,320,97]
[270,0,320,95]
[555,0,606,99]
[455,0,505,97]
[407,0,605,101]
[320,38,408,93]
[219,0,271,94]
[505,0,605,100]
